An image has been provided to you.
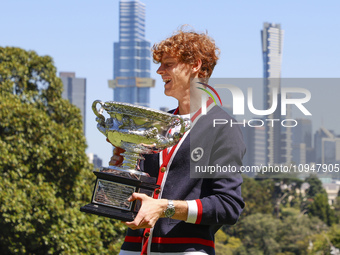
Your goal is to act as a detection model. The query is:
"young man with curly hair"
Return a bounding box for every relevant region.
[112,28,245,255]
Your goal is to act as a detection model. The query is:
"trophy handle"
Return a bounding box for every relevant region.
[92,100,108,136]
[92,100,106,125]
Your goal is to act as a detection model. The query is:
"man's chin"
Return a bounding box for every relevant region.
[164,89,171,97]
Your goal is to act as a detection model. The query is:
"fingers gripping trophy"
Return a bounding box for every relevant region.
[80,100,189,221]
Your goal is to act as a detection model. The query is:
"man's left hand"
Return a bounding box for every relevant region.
[124,193,167,230]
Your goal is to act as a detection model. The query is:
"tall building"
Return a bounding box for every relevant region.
[87,153,103,169]
[109,0,155,107]
[292,143,307,165]
[314,127,340,164]
[292,118,313,164]
[60,72,86,134]
[241,125,266,175]
[261,22,291,165]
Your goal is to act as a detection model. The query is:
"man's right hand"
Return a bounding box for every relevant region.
[109,147,125,166]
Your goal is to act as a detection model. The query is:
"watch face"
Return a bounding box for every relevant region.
[165,207,175,218]
[165,200,175,218]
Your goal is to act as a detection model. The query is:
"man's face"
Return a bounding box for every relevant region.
[156,54,197,101]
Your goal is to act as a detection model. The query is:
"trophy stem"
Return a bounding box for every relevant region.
[121,151,145,171]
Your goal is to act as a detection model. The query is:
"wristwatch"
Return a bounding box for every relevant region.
[164,200,175,218]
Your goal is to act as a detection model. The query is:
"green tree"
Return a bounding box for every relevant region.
[0,47,126,254]
[328,224,340,251]
[307,225,340,255]
[308,193,337,226]
[334,197,340,222]
[215,229,243,255]
[238,176,275,217]
[236,213,282,255]
[305,174,326,198]
[223,177,276,241]
[253,173,303,218]
[278,214,328,255]
[229,213,329,255]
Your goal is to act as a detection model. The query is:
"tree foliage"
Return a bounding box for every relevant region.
[218,174,340,255]
[308,193,337,226]
[228,213,328,255]
[239,177,275,217]
[215,230,242,255]
[0,47,126,254]
[305,174,326,198]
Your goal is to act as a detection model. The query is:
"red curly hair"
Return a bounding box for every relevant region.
[152,28,220,79]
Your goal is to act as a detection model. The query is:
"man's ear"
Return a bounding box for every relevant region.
[192,59,202,73]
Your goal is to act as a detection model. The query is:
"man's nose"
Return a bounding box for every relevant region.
[157,65,165,75]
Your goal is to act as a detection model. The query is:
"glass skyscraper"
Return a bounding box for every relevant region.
[60,72,86,135]
[261,22,292,165]
[110,0,154,107]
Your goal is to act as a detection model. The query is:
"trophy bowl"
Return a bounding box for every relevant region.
[80,101,189,221]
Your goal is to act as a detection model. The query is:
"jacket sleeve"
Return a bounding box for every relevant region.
[186,122,246,225]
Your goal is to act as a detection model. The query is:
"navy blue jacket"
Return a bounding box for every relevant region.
[120,105,245,255]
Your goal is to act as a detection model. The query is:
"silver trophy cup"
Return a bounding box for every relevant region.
[80,101,189,221]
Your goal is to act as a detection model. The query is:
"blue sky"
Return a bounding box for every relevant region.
[1,0,340,163]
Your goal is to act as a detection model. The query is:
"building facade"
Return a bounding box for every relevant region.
[314,127,340,165]
[292,118,313,164]
[241,124,266,175]
[110,0,154,107]
[87,153,103,169]
[261,22,292,165]
[60,72,86,134]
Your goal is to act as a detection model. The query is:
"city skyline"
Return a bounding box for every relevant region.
[1,0,339,163]
[209,77,340,170]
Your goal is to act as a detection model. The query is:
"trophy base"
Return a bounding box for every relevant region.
[80,169,159,221]
[80,203,137,222]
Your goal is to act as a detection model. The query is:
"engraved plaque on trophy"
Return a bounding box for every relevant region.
[80,101,188,221]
